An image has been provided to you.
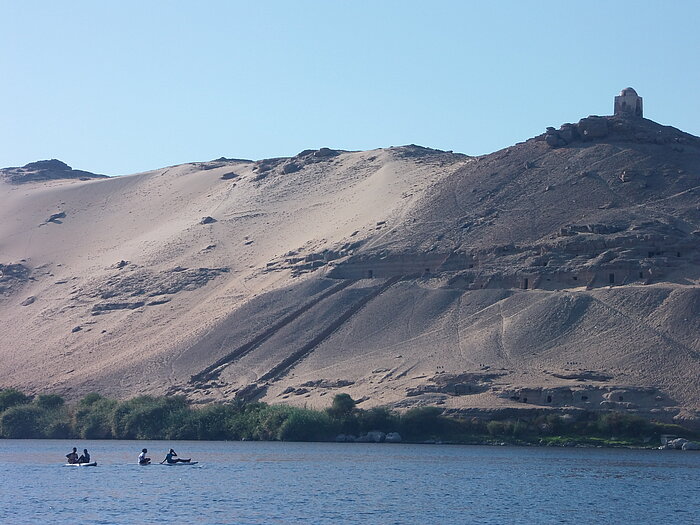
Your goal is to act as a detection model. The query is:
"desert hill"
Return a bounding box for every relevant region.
[1,94,699,427]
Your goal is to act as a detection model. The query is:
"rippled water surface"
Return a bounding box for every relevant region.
[1,440,699,524]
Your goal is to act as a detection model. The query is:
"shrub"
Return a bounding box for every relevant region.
[75,395,117,439]
[164,412,200,440]
[189,404,238,440]
[79,393,105,407]
[357,406,399,434]
[77,412,113,439]
[0,405,44,438]
[327,394,356,419]
[75,393,117,439]
[34,394,65,410]
[0,389,30,412]
[255,405,296,440]
[485,419,529,438]
[46,420,73,439]
[400,407,445,439]
[111,396,190,439]
[511,420,528,437]
[596,412,651,437]
[226,403,268,440]
[277,408,336,441]
[486,420,508,437]
[325,394,360,434]
[534,414,564,435]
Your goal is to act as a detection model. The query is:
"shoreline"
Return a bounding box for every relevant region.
[1,389,698,451]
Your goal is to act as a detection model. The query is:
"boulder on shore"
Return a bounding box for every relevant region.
[356,431,385,443]
[659,438,700,450]
[385,432,402,443]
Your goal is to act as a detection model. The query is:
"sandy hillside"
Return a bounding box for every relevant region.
[1,115,699,428]
[0,147,468,394]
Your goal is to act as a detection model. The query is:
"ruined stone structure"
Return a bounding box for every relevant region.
[614,87,643,117]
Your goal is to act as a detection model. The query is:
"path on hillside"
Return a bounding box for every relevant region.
[234,276,403,401]
[189,279,353,384]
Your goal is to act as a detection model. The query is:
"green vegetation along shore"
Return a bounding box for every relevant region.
[0,389,695,447]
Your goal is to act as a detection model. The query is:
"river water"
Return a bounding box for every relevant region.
[1,440,698,524]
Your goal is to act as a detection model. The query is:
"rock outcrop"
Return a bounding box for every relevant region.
[0,263,31,296]
[542,114,699,149]
[0,159,107,184]
[659,438,700,451]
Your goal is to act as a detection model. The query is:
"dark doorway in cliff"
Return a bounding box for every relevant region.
[639,271,644,279]
[367,270,373,278]
[618,395,624,402]
[581,395,588,401]
[609,273,615,284]
[546,395,552,403]
[523,278,529,290]
[677,252,681,257]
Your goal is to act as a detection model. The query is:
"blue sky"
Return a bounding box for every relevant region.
[2,1,699,175]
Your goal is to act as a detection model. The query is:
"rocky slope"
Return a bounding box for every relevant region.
[0,112,698,428]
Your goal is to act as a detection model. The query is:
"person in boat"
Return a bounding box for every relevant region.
[138,448,151,465]
[66,447,79,464]
[77,449,90,464]
[161,448,191,464]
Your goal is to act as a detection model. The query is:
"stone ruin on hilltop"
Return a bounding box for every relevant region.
[614,87,643,117]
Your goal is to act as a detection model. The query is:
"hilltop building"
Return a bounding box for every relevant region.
[614,87,643,117]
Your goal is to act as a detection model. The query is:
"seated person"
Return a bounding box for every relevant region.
[138,448,151,465]
[66,447,79,464]
[77,449,90,464]
[162,448,191,464]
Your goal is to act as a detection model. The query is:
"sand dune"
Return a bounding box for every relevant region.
[1,119,699,427]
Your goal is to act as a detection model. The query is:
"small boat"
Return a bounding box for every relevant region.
[162,461,198,466]
[64,462,97,467]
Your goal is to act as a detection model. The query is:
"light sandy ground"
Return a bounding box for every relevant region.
[1,135,698,426]
[0,148,468,396]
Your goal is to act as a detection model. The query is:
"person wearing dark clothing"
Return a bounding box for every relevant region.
[161,448,191,464]
[77,449,90,464]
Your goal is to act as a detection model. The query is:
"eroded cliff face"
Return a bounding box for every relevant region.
[326,115,700,288]
[1,118,699,427]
